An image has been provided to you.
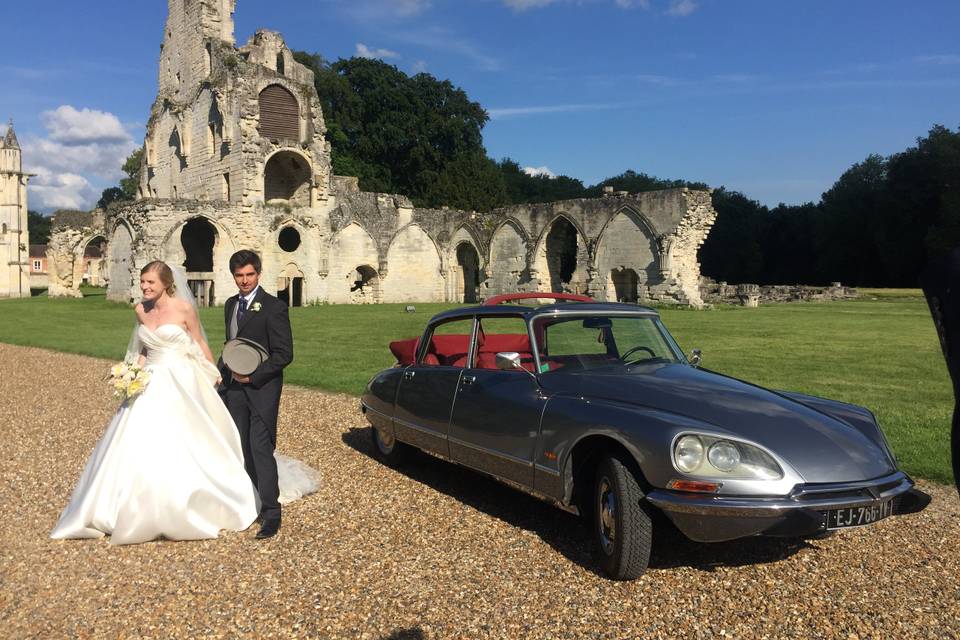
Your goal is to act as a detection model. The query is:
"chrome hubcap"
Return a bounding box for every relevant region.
[598,477,616,554]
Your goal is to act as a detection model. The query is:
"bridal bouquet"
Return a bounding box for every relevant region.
[107,359,152,402]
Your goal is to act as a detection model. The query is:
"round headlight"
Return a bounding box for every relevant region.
[675,435,704,473]
[708,441,741,472]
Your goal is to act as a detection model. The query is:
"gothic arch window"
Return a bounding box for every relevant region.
[258,84,299,141]
[264,151,312,204]
[276,53,285,76]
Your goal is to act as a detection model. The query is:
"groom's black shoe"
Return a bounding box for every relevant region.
[256,517,281,539]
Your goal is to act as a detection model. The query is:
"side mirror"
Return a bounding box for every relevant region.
[496,352,523,371]
[689,348,702,367]
[496,352,540,383]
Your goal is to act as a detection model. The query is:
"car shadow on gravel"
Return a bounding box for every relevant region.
[344,426,813,576]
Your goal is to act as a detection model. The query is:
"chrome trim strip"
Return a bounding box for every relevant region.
[394,416,444,438]
[534,464,561,477]
[360,402,392,422]
[448,435,534,468]
[647,475,915,517]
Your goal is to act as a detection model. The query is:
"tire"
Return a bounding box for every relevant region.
[370,425,412,467]
[592,454,653,580]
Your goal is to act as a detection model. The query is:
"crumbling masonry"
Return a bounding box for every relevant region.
[47,0,717,307]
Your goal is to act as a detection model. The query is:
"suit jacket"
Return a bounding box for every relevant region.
[219,288,293,429]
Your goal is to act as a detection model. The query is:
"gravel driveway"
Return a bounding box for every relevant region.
[1,343,957,639]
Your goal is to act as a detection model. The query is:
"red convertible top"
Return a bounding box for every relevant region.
[482,292,594,306]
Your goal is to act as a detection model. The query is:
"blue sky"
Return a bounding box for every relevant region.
[2,0,958,211]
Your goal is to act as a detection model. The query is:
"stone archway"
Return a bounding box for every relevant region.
[610,268,640,303]
[455,242,481,303]
[350,265,381,304]
[181,217,217,306]
[535,217,588,294]
[82,235,108,286]
[264,150,311,206]
[181,217,216,272]
[277,263,304,307]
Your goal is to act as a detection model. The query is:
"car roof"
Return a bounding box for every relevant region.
[428,301,659,325]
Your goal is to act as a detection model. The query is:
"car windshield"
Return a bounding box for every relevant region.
[532,314,683,373]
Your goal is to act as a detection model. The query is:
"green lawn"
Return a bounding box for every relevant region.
[0,294,952,484]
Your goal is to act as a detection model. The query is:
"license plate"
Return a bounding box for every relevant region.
[827,499,894,529]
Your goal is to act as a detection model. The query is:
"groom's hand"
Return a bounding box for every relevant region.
[232,373,251,384]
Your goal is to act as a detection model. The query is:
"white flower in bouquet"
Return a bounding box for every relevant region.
[106,359,152,402]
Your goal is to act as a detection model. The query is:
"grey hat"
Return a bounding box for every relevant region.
[223,338,268,375]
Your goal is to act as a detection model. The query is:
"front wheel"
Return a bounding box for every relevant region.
[370,425,412,467]
[593,454,653,580]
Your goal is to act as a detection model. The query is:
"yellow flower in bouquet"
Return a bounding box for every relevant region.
[106,359,152,402]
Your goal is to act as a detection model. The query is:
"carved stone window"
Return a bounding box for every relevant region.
[258,84,299,141]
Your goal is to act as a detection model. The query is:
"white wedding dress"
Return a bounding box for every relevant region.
[51,323,317,545]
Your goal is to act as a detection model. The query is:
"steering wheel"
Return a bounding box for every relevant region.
[621,345,656,362]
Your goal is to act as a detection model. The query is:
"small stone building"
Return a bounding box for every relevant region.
[47,0,717,307]
[0,122,31,298]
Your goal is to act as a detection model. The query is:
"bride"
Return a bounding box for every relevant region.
[51,261,316,544]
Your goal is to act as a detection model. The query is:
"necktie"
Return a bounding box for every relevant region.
[237,297,247,322]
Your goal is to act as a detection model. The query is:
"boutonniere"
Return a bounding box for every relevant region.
[251,302,262,312]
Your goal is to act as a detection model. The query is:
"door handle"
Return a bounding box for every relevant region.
[403,370,416,380]
[461,375,476,385]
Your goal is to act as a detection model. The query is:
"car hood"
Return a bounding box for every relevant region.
[542,364,895,483]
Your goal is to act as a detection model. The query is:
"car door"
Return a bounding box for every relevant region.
[393,316,476,458]
[448,316,546,488]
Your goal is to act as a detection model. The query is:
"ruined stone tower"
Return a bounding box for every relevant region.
[0,121,30,298]
[48,0,716,307]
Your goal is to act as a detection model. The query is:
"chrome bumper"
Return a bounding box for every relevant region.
[646,471,931,543]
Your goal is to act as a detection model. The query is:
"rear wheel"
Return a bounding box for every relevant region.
[371,425,412,467]
[593,454,653,580]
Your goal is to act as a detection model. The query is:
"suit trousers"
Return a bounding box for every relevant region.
[225,385,281,520]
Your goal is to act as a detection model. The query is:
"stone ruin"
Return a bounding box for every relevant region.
[46,0,717,308]
[699,277,858,307]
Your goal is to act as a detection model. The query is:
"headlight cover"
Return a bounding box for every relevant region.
[672,434,783,480]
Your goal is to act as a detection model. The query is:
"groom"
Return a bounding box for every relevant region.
[219,250,293,539]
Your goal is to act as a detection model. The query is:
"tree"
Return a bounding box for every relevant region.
[498,159,587,204]
[97,147,143,209]
[699,188,767,283]
[27,210,51,245]
[295,53,499,209]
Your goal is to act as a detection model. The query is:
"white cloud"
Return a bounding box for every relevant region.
[392,0,431,15]
[40,105,130,145]
[394,27,500,71]
[489,103,622,119]
[913,54,960,65]
[23,104,138,211]
[523,166,556,178]
[27,169,100,211]
[412,60,428,74]
[356,43,400,60]
[502,0,650,10]
[666,0,698,16]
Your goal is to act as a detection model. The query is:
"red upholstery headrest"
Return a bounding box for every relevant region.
[389,338,420,365]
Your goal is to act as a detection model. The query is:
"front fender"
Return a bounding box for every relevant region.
[537,395,720,504]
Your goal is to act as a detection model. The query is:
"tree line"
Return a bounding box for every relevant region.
[80,54,958,288]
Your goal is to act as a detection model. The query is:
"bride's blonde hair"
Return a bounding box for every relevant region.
[141,261,177,296]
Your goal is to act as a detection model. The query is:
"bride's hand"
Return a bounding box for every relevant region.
[215,376,222,386]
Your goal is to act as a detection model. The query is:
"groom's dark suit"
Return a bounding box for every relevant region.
[219,287,293,521]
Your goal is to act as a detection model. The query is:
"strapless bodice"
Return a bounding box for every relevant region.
[139,324,193,360]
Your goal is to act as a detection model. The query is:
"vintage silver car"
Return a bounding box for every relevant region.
[361,294,931,579]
